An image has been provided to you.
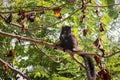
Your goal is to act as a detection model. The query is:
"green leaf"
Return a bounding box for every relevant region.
[34,72,41,78]
[51,77,72,80]
[102,14,111,25]
[108,9,119,19]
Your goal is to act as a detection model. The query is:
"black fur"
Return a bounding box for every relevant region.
[58,26,96,80]
[59,26,78,51]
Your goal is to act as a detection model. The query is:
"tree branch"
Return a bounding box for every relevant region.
[70,54,86,68]
[0,58,30,80]
[0,1,74,14]
[0,3,119,13]
[0,31,91,68]
[36,44,65,64]
[87,3,120,7]
[0,31,120,58]
[0,31,94,55]
[29,7,81,31]
[103,50,120,58]
[1,31,120,70]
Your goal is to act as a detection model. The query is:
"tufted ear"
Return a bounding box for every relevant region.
[64,25,70,28]
[61,26,72,33]
[65,26,71,33]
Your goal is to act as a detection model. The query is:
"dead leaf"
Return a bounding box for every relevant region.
[94,54,101,66]
[83,28,88,36]
[80,12,86,23]
[18,10,26,19]
[4,63,8,71]
[98,69,111,80]
[7,50,15,57]
[53,7,62,19]
[5,13,12,23]
[3,63,8,76]
[99,23,105,32]
[40,8,46,16]
[26,11,36,22]
[96,7,100,16]
[17,10,26,23]
[93,37,105,56]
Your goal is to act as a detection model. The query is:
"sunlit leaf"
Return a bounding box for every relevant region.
[34,72,41,78]
[102,14,111,25]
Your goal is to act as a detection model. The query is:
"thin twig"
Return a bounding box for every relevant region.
[0,58,30,80]
[70,54,86,68]
[87,3,120,7]
[29,7,81,31]
[35,44,65,64]
[0,3,119,13]
[0,1,74,14]
[103,50,120,58]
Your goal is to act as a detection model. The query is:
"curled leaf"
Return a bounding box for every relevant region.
[83,28,88,36]
[96,7,100,16]
[17,10,26,23]
[4,63,8,71]
[3,63,8,76]
[99,22,105,32]
[18,10,26,19]
[53,7,62,19]
[7,50,15,57]
[80,12,86,23]
[26,11,36,22]
[94,54,101,66]
[93,37,101,47]
[89,0,92,3]
[5,13,12,23]
[98,69,111,80]
[93,37,105,56]
[100,48,105,57]
[40,8,46,16]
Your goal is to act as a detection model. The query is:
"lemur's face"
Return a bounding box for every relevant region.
[62,26,71,35]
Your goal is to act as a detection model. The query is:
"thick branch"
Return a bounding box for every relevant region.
[0,31,92,68]
[1,31,119,58]
[0,31,93,56]
[0,58,30,80]
[0,31,51,47]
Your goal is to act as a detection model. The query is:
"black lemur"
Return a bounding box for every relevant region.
[58,26,96,80]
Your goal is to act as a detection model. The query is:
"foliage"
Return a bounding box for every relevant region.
[0,0,120,80]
